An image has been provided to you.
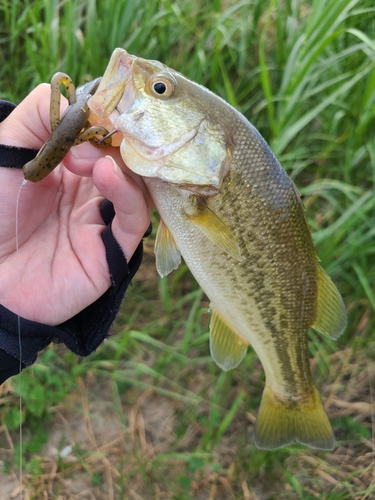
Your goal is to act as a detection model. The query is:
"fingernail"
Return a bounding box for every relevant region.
[70,147,79,159]
[105,155,119,173]
[70,142,103,159]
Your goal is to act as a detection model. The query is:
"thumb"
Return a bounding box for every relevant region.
[0,84,68,150]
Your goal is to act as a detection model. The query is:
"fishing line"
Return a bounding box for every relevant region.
[16,177,27,500]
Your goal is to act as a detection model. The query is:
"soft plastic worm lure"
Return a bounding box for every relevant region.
[23,72,111,182]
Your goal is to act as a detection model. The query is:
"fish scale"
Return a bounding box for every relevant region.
[148,170,314,395]
[88,48,347,450]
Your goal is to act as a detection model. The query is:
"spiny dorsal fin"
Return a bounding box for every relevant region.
[185,198,242,261]
[254,384,335,450]
[155,219,181,277]
[312,265,347,340]
[209,308,248,371]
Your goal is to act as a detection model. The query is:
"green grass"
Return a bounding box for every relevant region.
[1,0,375,498]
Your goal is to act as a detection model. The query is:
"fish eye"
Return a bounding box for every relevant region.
[153,82,167,94]
[149,76,175,97]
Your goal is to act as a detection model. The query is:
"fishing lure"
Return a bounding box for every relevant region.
[23,72,111,182]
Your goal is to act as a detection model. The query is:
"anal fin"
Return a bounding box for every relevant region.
[155,219,181,277]
[209,308,248,371]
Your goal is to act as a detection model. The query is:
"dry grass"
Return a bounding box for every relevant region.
[1,364,374,499]
[1,258,374,499]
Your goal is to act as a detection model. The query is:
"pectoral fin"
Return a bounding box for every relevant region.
[185,198,242,261]
[312,265,347,340]
[154,219,182,277]
[209,308,248,371]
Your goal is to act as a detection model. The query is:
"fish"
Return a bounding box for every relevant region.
[88,48,347,450]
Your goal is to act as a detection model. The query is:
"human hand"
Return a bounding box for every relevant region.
[0,83,152,325]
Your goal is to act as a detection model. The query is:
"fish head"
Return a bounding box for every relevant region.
[90,50,232,191]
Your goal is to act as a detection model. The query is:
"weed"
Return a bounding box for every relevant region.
[0,0,374,498]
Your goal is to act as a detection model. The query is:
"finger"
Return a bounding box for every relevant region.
[64,142,113,177]
[65,145,154,209]
[0,84,68,149]
[92,156,151,261]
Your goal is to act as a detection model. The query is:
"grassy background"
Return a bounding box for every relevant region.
[0,0,375,498]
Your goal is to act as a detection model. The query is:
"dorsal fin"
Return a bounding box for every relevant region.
[312,265,347,339]
[209,308,248,371]
[154,219,181,277]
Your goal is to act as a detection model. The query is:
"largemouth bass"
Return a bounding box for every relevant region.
[89,49,347,450]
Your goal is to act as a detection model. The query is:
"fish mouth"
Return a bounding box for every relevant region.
[88,49,135,118]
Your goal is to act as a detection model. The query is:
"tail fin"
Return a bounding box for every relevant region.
[253,384,335,450]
